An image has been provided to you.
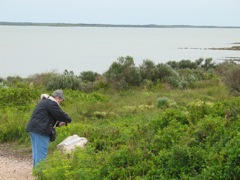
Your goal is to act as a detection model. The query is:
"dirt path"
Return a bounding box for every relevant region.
[0,143,34,180]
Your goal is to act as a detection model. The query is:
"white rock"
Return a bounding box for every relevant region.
[57,134,88,154]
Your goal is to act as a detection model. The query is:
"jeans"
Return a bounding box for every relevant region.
[29,132,50,167]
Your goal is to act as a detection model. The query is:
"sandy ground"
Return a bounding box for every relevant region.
[0,143,34,180]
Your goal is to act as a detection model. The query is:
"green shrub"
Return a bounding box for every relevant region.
[186,99,213,124]
[79,71,99,82]
[215,61,236,77]
[178,59,198,69]
[27,72,58,87]
[139,59,158,82]
[156,97,169,108]
[0,87,39,108]
[201,58,215,70]
[155,145,205,179]
[105,56,142,89]
[46,74,82,90]
[0,108,31,142]
[196,131,240,179]
[221,64,240,96]
[156,97,176,108]
[155,63,176,82]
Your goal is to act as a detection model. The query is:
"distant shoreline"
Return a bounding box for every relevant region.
[0,22,240,28]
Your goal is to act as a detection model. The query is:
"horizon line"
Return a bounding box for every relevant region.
[0,21,240,28]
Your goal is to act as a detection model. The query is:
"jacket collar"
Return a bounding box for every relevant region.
[40,94,59,106]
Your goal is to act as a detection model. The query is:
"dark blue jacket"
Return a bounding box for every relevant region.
[26,97,72,136]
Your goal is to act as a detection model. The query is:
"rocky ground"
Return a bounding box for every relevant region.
[0,143,34,180]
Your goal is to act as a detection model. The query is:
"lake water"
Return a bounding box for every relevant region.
[0,25,239,78]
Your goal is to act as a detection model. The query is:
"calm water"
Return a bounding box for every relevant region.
[0,26,239,78]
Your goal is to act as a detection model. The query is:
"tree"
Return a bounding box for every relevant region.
[195,58,204,66]
[201,58,215,70]
[139,59,158,82]
[46,73,82,90]
[79,71,99,82]
[156,63,181,88]
[220,64,240,96]
[105,56,141,89]
[156,63,176,82]
[167,61,179,69]
[178,60,197,69]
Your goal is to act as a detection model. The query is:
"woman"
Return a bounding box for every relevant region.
[26,89,72,167]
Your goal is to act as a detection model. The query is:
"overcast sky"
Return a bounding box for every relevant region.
[0,0,239,26]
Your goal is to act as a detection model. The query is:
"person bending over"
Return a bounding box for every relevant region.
[26,89,72,167]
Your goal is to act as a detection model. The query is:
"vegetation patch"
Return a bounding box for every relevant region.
[1,57,240,179]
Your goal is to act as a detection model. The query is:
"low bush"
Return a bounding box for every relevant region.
[0,87,39,108]
[0,107,32,142]
[46,74,82,90]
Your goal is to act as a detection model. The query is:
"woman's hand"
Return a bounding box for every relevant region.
[59,122,66,126]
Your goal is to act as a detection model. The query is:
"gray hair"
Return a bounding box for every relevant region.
[52,89,65,100]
